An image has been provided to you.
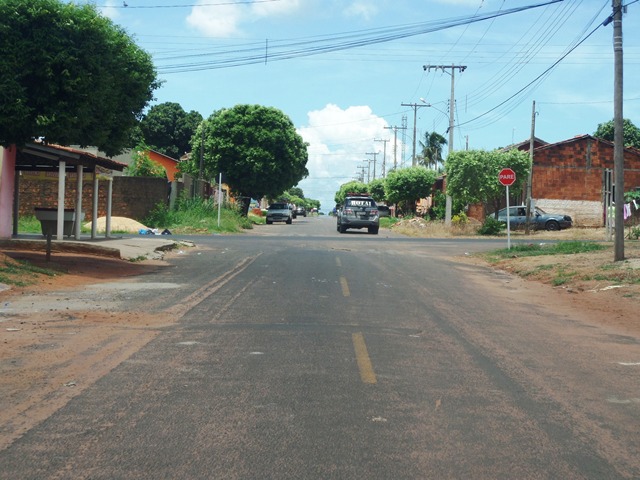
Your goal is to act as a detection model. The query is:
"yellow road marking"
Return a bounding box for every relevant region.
[340,276,350,297]
[352,333,377,384]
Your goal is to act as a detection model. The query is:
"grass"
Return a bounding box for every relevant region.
[144,197,255,234]
[486,241,606,262]
[0,256,60,286]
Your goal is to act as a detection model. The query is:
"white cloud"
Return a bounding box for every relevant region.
[186,3,244,37]
[344,1,379,21]
[251,0,301,17]
[186,0,302,38]
[99,0,120,20]
[297,104,396,211]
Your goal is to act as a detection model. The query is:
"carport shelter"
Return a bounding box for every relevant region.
[0,143,126,240]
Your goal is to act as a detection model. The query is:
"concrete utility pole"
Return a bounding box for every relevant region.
[375,138,389,178]
[525,100,537,235]
[612,0,625,261]
[366,151,378,181]
[384,125,407,171]
[401,102,428,166]
[423,64,467,225]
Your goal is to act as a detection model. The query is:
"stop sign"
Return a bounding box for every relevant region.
[498,168,516,186]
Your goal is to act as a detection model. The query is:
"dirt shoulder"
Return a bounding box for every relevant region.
[0,250,178,451]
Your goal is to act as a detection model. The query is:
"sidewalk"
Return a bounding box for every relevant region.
[0,234,180,261]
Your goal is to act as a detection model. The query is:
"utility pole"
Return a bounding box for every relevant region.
[423,64,467,225]
[384,125,407,171]
[375,138,389,178]
[525,100,537,235]
[366,151,378,181]
[401,102,428,166]
[612,0,625,261]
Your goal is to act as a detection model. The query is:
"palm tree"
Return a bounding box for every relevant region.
[419,131,447,169]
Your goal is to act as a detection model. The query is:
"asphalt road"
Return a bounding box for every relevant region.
[2,216,640,479]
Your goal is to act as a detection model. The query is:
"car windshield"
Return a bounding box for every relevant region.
[269,204,287,210]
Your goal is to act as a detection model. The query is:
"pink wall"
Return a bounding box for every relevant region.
[0,146,16,239]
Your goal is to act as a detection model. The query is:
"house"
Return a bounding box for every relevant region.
[530,135,640,226]
[468,135,640,226]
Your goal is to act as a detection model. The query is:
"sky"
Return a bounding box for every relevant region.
[87,0,639,212]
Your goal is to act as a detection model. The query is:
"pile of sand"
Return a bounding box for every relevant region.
[84,216,149,234]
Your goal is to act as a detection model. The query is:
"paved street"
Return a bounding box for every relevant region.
[1,216,639,479]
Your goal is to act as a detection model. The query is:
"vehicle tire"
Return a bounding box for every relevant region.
[266,220,272,225]
[368,227,379,234]
[545,220,560,231]
[338,225,347,233]
[286,217,292,225]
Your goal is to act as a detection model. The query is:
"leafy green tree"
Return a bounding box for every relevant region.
[368,178,386,203]
[385,167,437,214]
[140,102,203,159]
[593,118,640,149]
[334,181,369,206]
[125,143,167,178]
[287,187,305,199]
[419,131,447,169]
[183,104,308,215]
[445,149,530,215]
[0,0,159,156]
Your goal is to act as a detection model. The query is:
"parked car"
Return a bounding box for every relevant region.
[266,203,293,224]
[494,205,572,231]
[337,193,379,234]
[294,206,307,217]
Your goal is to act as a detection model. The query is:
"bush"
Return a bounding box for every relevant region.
[451,212,468,225]
[478,216,506,235]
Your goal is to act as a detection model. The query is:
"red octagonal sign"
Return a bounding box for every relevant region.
[498,168,516,186]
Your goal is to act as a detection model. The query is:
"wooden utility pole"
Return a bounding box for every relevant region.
[612,0,625,261]
[423,64,467,225]
[366,151,378,181]
[525,100,536,234]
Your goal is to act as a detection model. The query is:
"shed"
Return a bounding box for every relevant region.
[0,143,127,240]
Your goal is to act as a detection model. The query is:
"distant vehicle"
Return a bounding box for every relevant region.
[266,203,293,224]
[494,205,572,231]
[294,206,307,217]
[337,193,379,234]
[377,205,391,217]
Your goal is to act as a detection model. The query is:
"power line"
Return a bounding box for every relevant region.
[155,0,564,73]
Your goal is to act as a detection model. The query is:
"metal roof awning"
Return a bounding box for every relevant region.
[16,143,127,172]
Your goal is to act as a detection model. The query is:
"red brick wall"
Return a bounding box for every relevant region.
[532,137,640,201]
[18,176,169,222]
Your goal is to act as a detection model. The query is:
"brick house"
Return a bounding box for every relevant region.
[468,135,640,226]
[530,135,640,226]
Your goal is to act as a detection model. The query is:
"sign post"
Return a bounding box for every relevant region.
[499,168,516,249]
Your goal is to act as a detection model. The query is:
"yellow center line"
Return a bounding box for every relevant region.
[340,276,350,297]
[352,332,377,384]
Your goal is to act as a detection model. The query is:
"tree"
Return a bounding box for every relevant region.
[334,181,369,206]
[287,187,305,199]
[384,167,437,214]
[445,149,530,215]
[140,102,203,159]
[368,178,386,203]
[125,143,167,178]
[594,118,640,149]
[183,104,308,214]
[0,0,159,156]
[419,131,447,169]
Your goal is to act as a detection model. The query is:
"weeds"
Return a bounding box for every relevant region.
[0,257,59,286]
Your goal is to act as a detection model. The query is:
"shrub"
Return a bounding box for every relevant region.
[478,216,506,235]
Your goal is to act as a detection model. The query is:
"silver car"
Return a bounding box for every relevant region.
[266,203,293,224]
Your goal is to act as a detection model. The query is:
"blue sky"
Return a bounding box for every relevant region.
[91,0,639,211]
